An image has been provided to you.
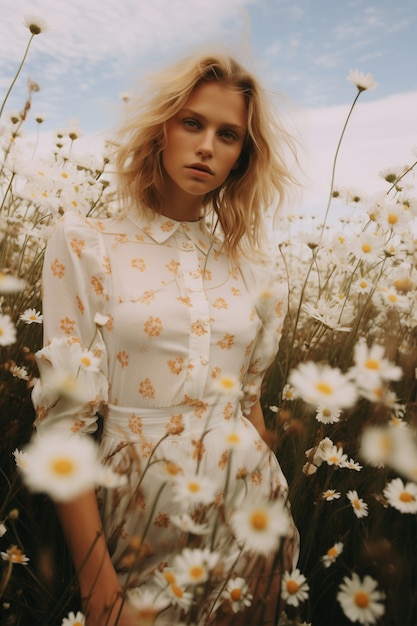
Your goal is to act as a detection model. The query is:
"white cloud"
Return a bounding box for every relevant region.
[295,90,417,216]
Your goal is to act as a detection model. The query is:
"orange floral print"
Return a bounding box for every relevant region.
[139,290,156,305]
[70,238,85,258]
[144,316,163,337]
[191,438,206,462]
[166,259,180,275]
[218,450,228,470]
[91,275,105,296]
[50,258,65,278]
[138,378,155,398]
[183,396,208,419]
[231,287,240,296]
[160,221,175,232]
[131,257,146,271]
[59,317,76,335]
[117,351,129,368]
[177,296,192,307]
[128,414,143,435]
[76,296,85,315]
[103,256,111,275]
[167,357,184,375]
[217,333,234,350]
[212,297,228,310]
[166,414,184,435]
[190,320,208,336]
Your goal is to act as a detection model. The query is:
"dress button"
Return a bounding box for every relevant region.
[179,242,195,252]
[200,356,209,365]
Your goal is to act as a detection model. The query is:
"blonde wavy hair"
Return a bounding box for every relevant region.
[114,51,298,257]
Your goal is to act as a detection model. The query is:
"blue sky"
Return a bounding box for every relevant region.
[1,0,416,215]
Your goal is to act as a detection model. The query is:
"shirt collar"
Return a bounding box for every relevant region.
[127,209,219,254]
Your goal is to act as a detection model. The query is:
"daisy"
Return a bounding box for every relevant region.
[13,448,29,470]
[23,15,49,35]
[347,69,378,92]
[61,611,85,626]
[289,361,357,410]
[315,406,341,424]
[210,374,243,399]
[78,349,101,373]
[378,286,409,311]
[173,547,219,586]
[322,542,344,568]
[222,577,253,614]
[162,581,193,610]
[221,419,253,450]
[19,429,100,501]
[172,472,218,508]
[127,587,170,615]
[352,231,385,264]
[323,445,348,468]
[96,465,127,488]
[19,308,43,324]
[1,545,29,565]
[347,490,369,519]
[0,314,16,346]
[281,569,309,607]
[170,513,209,535]
[344,458,363,472]
[360,426,392,467]
[305,437,334,467]
[350,340,402,387]
[10,365,29,381]
[337,573,385,625]
[322,489,341,501]
[383,478,417,514]
[0,272,26,293]
[153,567,193,609]
[281,384,296,401]
[230,496,289,555]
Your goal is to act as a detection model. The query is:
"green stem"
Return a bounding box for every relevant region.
[318,90,362,242]
[0,34,35,120]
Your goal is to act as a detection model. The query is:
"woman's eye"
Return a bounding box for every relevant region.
[183,119,199,129]
[220,131,238,141]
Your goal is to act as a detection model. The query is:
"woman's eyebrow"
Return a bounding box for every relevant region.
[179,108,246,132]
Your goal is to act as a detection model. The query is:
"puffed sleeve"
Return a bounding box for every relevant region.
[32,211,109,435]
[240,255,288,416]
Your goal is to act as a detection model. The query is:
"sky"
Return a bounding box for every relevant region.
[1,0,416,219]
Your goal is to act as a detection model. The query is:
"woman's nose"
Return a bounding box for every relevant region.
[196,131,214,158]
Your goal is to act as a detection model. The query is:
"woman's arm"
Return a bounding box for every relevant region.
[56,491,136,626]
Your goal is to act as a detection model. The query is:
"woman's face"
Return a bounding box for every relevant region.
[162,81,247,204]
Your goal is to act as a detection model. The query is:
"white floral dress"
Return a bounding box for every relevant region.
[33,209,297,623]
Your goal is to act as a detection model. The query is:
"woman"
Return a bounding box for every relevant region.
[33,51,298,625]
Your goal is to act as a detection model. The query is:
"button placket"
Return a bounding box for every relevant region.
[176,231,211,398]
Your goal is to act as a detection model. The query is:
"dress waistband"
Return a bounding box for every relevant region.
[103,400,240,441]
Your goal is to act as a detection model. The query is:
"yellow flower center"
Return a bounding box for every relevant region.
[231,588,242,601]
[365,359,380,371]
[286,580,300,594]
[353,498,361,510]
[80,356,91,367]
[171,583,183,598]
[74,622,83,626]
[187,481,200,493]
[190,565,204,580]
[328,455,339,464]
[388,293,398,302]
[327,546,337,557]
[354,591,370,608]
[164,571,176,584]
[399,491,415,503]
[51,458,75,476]
[315,381,333,395]
[359,281,368,288]
[388,213,398,225]
[227,433,241,445]
[361,243,372,253]
[220,377,235,389]
[250,510,268,530]
[322,409,331,417]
